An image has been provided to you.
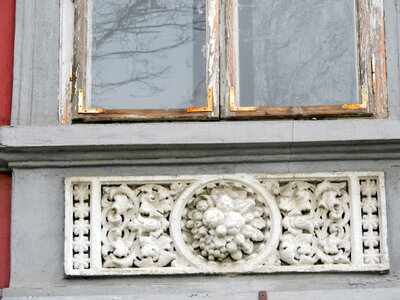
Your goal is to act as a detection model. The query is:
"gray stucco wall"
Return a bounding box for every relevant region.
[3,161,400,299]
[2,0,400,299]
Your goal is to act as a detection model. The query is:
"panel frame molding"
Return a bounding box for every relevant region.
[65,171,389,276]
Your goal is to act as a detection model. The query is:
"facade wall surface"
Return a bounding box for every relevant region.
[0,0,15,126]
[0,0,15,290]
[2,0,400,299]
[0,174,12,289]
[4,162,400,299]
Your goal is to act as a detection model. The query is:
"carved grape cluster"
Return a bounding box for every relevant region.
[182,181,270,263]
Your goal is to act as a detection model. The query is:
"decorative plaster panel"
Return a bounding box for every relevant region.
[64,172,389,275]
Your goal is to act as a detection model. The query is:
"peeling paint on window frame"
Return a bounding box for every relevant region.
[61,0,388,123]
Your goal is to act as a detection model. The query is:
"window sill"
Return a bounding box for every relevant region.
[0,119,399,169]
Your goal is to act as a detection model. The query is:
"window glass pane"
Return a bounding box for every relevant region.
[238,0,358,107]
[90,0,206,110]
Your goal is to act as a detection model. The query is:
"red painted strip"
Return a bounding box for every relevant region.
[0,0,15,126]
[0,0,15,289]
[0,174,11,289]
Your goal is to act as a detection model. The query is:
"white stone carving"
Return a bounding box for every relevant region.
[182,181,270,262]
[71,183,91,270]
[65,172,389,276]
[360,179,383,264]
[268,180,351,265]
[101,183,186,268]
[171,176,281,273]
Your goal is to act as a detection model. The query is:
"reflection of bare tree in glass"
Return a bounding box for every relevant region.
[92,0,206,108]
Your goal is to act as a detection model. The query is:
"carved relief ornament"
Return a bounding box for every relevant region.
[65,172,388,275]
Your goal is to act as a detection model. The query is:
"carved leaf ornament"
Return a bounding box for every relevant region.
[65,173,388,275]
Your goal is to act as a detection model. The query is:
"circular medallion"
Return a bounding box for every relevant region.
[170,175,281,272]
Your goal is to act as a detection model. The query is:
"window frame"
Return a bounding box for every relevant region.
[70,0,387,123]
[222,0,388,120]
[71,0,220,122]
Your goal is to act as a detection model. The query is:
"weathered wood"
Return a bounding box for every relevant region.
[223,0,238,119]
[357,0,388,118]
[206,0,220,118]
[73,108,216,123]
[224,105,371,120]
[59,0,74,125]
[71,0,87,120]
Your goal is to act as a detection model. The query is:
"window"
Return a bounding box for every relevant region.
[70,0,387,122]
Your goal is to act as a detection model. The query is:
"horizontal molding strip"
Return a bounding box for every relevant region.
[2,120,400,148]
[65,172,389,276]
[1,121,400,169]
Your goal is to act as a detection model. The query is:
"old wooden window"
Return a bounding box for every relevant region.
[71,0,387,122]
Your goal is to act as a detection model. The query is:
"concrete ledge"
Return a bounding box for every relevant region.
[2,287,400,300]
[0,120,400,169]
[1,119,400,147]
